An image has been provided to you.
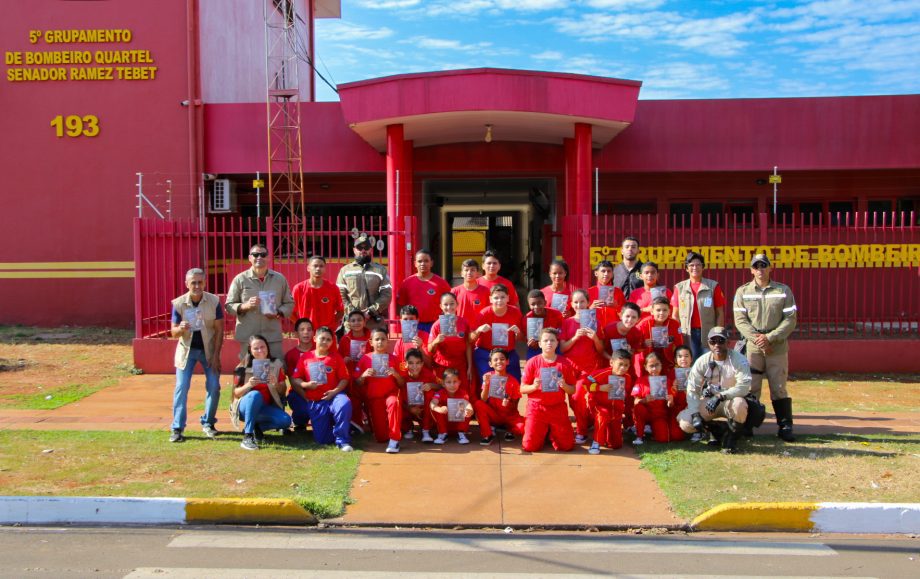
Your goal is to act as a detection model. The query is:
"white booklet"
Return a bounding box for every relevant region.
[579,309,597,332]
[252,359,271,383]
[349,340,366,360]
[540,367,561,393]
[550,293,569,312]
[371,353,390,377]
[610,337,630,353]
[401,319,418,344]
[258,291,278,315]
[308,361,327,385]
[492,323,510,347]
[438,314,457,337]
[674,367,690,392]
[651,325,670,348]
[406,381,425,406]
[447,398,468,422]
[598,285,615,305]
[651,286,667,299]
[526,317,543,342]
[649,375,668,400]
[489,375,508,399]
[184,306,203,332]
[608,375,626,400]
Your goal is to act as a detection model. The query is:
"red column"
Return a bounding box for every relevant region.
[573,123,593,286]
[386,124,405,319]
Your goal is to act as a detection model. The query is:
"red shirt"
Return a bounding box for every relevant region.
[559,317,601,375]
[630,286,673,320]
[524,308,565,343]
[670,283,725,328]
[522,355,576,405]
[588,284,625,329]
[631,373,672,409]
[541,283,577,318]
[398,366,440,405]
[473,305,523,350]
[451,284,490,328]
[579,367,633,405]
[285,345,310,376]
[397,274,452,323]
[291,279,344,330]
[291,350,349,401]
[392,329,430,365]
[477,275,519,306]
[356,352,400,399]
[429,316,471,371]
[480,371,523,417]
[431,388,471,420]
[339,331,371,368]
[599,322,644,356]
[635,317,684,372]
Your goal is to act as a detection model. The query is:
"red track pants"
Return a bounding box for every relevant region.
[366,394,402,443]
[522,399,574,452]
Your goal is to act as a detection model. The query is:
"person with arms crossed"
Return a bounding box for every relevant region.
[336,234,392,331]
[612,236,643,300]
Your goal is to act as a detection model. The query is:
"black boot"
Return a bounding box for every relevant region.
[706,422,727,448]
[772,397,795,442]
[722,419,739,454]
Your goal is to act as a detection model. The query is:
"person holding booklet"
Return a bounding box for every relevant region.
[396,249,452,333]
[398,348,440,443]
[231,334,292,451]
[635,296,683,377]
[470,284,523,385]
[630,351,682,445]
[541,259,576,318]
[629,261,673,321]
[671,346,693,440]
[428,292,473,387]
[477,250,519,306]
[579,348,633,454]
[284,318,315,376]
[392,305,432,368]
[520,328,577,452]
[355,328,404,453]
[451,259,490,329]
[588,260,626,331]
[524,290,564,360]
[599,302,643,360]
[559,289,604,444]
[339,309,371,431]
[429,368,473,445]
[169,268,224,443]
[288,326,354,452]
[225,243,294,360]
[291,256,344,346]
[473,349,526,445]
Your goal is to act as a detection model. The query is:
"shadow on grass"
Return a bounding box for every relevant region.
[790,372,920,384]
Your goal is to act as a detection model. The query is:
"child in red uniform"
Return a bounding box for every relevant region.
[600,302,644,360]
[471,284,523,384]
[580,348,633,454]
[355,328,404,453]
[635,297,683,377]
[284,317,314,376]
[525,289,565,360]
[429,368,473,445]
[452,259,491,329]
[631,352,682,444]
[396,249,452,333]
[473,348,526,445]
[521,328,577,452]
[671,345,693,441]
[428,292,473,386]
[561,289,604,444]
[588,260,626,330]
[629,261,673,321]
[541,259,576,318]
[478,250,519,306]
[398,348,440,443]
[392,305,432,367]
[340,309,371,429]
[291,256,344,346]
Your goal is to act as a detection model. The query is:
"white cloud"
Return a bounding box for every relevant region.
[318,21,393,41]
[404,35,499,53]
[639,62,730,98]
[353,0,422,8]
[532,50,564,60]
[584,0,666,9]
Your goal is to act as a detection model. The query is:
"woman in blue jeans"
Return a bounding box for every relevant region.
[232,334,291,450]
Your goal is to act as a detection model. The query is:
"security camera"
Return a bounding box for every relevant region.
[202,173,217,181]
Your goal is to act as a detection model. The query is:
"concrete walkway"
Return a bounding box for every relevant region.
[1,375,918,528]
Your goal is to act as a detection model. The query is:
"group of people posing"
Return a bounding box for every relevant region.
[169,234,798,456]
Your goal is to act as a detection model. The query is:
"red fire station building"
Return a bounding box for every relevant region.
[1,1,917,371]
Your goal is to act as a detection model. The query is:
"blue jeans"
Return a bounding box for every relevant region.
[171,348,221,431]
[238,390,292,434]
[526,347,541,361]
[688,328,704,360]
[474,347,522,386]
[417,321,434,334]
[288,391,352,445]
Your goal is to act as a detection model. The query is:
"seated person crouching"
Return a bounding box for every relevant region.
[677,327,750,454]
[232,334,292,450]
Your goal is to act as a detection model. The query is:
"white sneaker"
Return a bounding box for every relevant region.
[421,430,434,443]
[403,430,415,440]
[433,433,447,445]
[457,432,470,445]
[626,425,637,435]
[574,434,588,444]
[644,425,652,435]
[385,439,400,453]
[588,441,601,455]
[338,443,354,452]
[632,437,644,446]
[690,432,702,442]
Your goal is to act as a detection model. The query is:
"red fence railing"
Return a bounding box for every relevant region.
[134,215,414,339]
[590,211,919,339]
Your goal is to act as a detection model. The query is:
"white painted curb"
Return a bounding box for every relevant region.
[811,503,920,534]
[0,496,186,525]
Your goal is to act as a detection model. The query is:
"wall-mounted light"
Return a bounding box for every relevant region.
[484,124,493,143]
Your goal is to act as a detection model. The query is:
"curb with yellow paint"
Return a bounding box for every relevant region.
[691,502,920,534]
[0,496,316,526]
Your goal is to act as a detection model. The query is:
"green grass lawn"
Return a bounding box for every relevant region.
[0,430,360,519]
[637,433,920,519]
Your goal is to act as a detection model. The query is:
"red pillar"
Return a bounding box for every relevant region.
[573,123,593,286]
[386,124,406,320]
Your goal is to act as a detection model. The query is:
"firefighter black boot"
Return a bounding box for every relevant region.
[772,397,796,442]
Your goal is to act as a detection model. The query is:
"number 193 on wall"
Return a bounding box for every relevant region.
[50,114,100,138]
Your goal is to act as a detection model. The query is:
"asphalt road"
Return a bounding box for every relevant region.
[1,526,918,578]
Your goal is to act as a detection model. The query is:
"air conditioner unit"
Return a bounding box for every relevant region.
[210,179,234,212]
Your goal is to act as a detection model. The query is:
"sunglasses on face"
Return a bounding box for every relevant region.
[250,251,268,258]
[752,263,769,270]
[355,245,371,251]
[708,337,726,345]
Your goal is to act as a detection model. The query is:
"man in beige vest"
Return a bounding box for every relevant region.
[170,268,224,443]
[671,251,725,360]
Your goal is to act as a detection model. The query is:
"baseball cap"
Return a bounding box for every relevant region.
[707,326,729,340]
[750,253,771,267]
[354,234,370,248]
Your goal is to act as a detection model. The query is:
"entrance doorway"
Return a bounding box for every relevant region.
[440,207,529,287]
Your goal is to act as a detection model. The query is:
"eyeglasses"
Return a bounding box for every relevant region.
[355,245,371,251]
[708,337,726,345]
[752,262,769,270]
[250,251,268,258]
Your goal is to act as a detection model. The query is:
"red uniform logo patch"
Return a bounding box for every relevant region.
[321,297,330,303]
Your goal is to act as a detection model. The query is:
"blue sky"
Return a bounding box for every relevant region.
[313,0,919,101]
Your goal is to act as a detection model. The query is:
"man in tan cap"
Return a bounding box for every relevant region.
[336,234,392,331]
[733,253,798,441]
